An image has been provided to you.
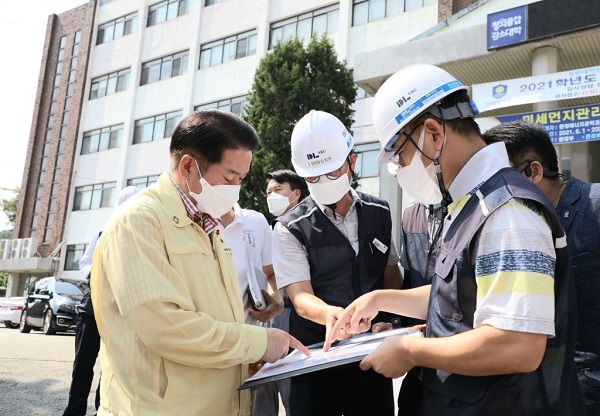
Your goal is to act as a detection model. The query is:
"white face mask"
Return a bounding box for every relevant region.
[267,192,293,217]
[187,161,240,218]
[307,174,351,205]
[392,129,443,205]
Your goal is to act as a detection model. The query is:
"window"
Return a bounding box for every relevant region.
[97,13,138,45]
[352,0,434,25]
[73,182,117,211]
[269,5,339,48]
[133,110,182,144]
[204,0,223,5]
[147,0,193,27]
[354,143,380,178]
[81,124,124,154]
[128,175,159,189]
[195,95,248,117]
[89,69,130,99]
[140,51,188,85]
[356,84,370,100]
[64,244,87,270]
[199,30,257,69]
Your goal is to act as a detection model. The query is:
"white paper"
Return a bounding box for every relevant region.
[240,325,425,389]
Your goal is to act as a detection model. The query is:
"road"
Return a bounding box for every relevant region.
[0,326,99,416]
[0,326,403,415]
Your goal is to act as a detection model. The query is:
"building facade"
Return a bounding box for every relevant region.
[3,0,599,295]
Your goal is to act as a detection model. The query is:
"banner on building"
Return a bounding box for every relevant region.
[472,66,600,113]
[494,103,600,145]
[487,6,527,50]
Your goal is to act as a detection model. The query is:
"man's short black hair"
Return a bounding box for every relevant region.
[170,110,259,170]
[266,169,306,198]
[482,120,561,179]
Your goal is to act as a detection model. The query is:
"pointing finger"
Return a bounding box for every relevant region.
[288,335,311,356]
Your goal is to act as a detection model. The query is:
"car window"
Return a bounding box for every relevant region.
[55,282,83,296]
[34,280,49,295]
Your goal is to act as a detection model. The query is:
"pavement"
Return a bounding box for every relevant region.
[0,326,403,415]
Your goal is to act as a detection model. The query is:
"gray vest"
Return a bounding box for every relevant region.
[280,192,392,345]
[423,168,583,416]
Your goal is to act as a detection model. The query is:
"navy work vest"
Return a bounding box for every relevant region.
[423,168,583,415]
[279,192,392,345]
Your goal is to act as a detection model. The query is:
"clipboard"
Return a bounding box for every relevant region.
[239,324,426,390]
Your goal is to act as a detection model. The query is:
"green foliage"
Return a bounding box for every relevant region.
[0,188,20,226]
[0,273,7,289]
[241,35,356,216]
[0,229,12,239]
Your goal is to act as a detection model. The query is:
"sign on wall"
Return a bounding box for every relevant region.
[495,103,600,145]
[487,6,527,50]
[472,66,600,113]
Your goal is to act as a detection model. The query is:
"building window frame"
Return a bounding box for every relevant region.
[127,175,160,189]
[81,124,124,154]
[133,110,183,144]
[140,51,189,85]
[354,142,380,179]
[269,5,339,48]
[73,182,117,211]
[64,244,87,271]
[199,30,257,69]
[89,69,131,100]
[147,0,193,27]
[97,12,138,45]
[194,95,248,117]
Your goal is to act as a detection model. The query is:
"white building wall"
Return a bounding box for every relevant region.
[60,0,441,277]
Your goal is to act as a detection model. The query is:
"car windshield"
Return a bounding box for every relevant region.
[55,282,83,296]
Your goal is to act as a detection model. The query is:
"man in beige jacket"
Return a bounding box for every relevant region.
[91,110,308,415]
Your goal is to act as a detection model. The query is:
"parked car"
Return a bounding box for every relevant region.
[20,277,84,335]
[0,297,25,328]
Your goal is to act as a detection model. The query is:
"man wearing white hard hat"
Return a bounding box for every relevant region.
[325,64,584,415]
[272,110,403,415]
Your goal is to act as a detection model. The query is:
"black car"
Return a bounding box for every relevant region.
[20,277,84,335]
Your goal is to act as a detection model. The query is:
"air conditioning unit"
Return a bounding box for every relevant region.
[20,238,38,258]
[10,239,22,259]
[0,239,11,259]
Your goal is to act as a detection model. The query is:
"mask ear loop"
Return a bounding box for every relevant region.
[187,157,204,196]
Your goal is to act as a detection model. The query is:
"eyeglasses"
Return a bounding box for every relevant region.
[388,125,421,167]
[513,159,533,175]
[305,159,349,183]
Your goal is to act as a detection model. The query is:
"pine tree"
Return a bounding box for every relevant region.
[241,35,356,216]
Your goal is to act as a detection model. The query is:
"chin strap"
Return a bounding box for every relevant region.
[433,120,452,218]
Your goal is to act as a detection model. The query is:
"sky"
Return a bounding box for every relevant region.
[0,0,88,230]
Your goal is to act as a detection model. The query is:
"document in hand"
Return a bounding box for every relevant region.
[239,324,426,390]
[245,243,267,311]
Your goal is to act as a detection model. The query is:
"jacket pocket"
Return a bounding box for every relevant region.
[433,251,462,321]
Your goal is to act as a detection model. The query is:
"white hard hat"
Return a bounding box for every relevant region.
[373,64,476,164]
[291,110,354,177]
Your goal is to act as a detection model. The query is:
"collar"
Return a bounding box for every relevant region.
[169,173,220,234]
[228,204,245,227]
[448,142,511,202]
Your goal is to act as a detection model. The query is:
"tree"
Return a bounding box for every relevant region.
[241,35,356,216]
[0,187,20,226]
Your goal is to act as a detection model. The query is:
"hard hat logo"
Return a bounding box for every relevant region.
[395,88,417,108]
[307,153,320,160]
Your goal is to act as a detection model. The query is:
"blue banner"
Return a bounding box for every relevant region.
[495,104,600,144]
[487,6,527,50]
